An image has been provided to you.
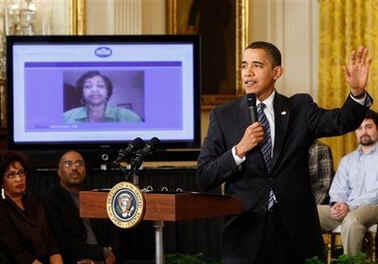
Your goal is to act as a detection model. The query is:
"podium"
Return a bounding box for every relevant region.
[80,191,243,264]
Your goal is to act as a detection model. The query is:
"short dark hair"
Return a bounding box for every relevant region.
[364,109,378,127]
[0,152,29,184]
[76,71,113,105]
[58,150,85,166]
[245,41,282,67]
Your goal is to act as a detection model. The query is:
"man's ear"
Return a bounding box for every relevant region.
[273,66,283,81]
[57,165,62,179]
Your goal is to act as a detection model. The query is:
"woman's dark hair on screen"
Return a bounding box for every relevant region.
[76,71,113,104]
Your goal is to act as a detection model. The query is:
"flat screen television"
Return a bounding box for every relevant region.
[7,35,201,153]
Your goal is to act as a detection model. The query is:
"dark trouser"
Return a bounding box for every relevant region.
[254,204,302,264]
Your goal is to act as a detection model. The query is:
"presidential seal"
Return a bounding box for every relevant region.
[106,181,145,229]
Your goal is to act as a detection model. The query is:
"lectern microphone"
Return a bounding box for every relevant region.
[113,137,145,165]
[130,137,160,169]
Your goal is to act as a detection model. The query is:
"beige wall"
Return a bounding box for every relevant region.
[86,0,166,34]
[250,0,319,98]
[142,0,166,34]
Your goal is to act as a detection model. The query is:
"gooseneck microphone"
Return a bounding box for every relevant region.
[247,93,258,123]
[131,137,160,169]
[113,137,145,164]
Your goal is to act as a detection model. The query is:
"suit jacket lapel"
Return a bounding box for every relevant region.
[272,93,290,170]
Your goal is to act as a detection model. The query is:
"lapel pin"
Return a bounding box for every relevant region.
[281,111,287,115]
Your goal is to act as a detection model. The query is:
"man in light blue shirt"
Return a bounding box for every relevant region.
[318,110,378,256]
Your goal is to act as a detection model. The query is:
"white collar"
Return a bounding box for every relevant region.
[257,90,275,112]
[358,142,378,155]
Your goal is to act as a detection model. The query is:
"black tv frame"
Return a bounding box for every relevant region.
[6,35,201,154]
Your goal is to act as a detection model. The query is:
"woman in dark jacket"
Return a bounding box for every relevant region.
[0,152,63,264]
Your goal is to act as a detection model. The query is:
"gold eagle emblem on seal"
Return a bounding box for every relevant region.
[106,181,145,229]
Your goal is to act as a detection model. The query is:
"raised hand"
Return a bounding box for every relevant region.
[344,46,372,97]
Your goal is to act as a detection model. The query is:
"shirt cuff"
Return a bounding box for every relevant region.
[350,92,367,105]
[232,146,246,166]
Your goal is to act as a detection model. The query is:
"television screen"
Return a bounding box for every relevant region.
[7,35,201,151]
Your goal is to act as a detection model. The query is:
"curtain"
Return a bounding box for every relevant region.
[318,0,378,168]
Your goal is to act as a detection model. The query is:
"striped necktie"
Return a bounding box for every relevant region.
[257,103,272,171]
[257,103,277,210]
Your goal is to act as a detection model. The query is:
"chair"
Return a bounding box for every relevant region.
[323,224,377,264]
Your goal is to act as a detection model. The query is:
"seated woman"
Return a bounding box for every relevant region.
[0,152,63,264]
[64,70,142,123]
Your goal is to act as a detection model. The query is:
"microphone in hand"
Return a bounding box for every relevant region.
[113,137,145,165]
[247,93,258,124]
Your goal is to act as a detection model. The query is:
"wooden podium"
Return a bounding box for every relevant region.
[80,191,243,264]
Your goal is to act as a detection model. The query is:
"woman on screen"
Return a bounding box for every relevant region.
[0,152,64,264]
[64,71,142,123]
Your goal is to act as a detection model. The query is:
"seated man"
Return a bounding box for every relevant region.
[317,110,378,256]
[309,140,334,204]
[44,150,117,264]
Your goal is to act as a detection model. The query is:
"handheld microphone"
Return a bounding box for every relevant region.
[130,137,160,169]
[113,137,145,164]
[247,93,258,124]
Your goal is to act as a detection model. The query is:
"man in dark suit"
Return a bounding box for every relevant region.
[197,41,373,264]
[44,150,117,264]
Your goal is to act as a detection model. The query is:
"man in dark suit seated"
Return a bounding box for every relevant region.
[44,150,117,264]
[197,41,373,264]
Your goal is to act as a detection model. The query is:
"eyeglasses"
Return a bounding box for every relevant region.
[4,168,26,180]
[63,160,85,169]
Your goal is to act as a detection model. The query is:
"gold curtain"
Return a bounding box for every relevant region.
[318,0,378,169]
